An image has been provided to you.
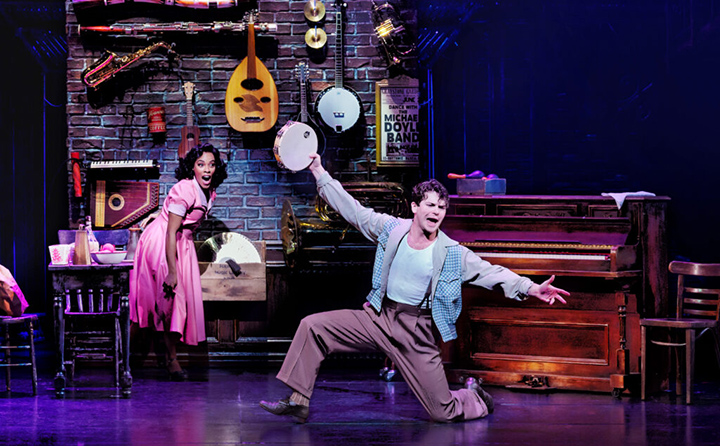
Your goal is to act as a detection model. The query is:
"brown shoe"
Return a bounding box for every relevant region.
[466,377,494,414]
[259,398,309,423]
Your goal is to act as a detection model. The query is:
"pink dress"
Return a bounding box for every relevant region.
[129,178,216,346]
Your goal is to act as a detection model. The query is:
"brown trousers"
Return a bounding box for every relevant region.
[277,300,488,422]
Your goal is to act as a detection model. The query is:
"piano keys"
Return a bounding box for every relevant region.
[88,160,160,180]
[441,194,670,395]
[461,241,637,273]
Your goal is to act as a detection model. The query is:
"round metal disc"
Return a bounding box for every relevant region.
[304,1,326,22]
[197,232,261,264]
[305,28,328,49]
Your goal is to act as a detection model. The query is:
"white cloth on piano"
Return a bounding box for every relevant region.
[601,191,655,209]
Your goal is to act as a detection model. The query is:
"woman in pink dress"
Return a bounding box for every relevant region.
[129,143,227,380]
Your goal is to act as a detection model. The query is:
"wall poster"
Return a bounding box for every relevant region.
[375,78,419,167]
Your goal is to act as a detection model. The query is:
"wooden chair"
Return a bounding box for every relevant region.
[0,315,38,395]
[640,261,720,404]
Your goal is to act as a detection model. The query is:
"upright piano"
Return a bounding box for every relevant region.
[441,194,669,395]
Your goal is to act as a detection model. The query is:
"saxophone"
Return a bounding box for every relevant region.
[81,41,176,89]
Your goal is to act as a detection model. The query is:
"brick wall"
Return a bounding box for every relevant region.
[65,0,420,242]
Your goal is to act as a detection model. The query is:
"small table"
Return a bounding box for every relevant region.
[48,263,133,396]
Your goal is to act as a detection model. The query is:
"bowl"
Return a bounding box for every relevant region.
[91,251,128,264]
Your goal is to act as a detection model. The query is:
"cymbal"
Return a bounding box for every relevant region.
[305,27,327,49]
[197,232,261,264]
[304,0,326,22]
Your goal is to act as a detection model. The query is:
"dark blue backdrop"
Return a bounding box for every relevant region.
[419,0,720,263]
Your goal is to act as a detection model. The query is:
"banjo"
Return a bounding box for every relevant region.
[314,0,362,133]
[273,62,322,172]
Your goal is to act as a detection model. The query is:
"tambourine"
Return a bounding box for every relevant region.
[273,121,318,173]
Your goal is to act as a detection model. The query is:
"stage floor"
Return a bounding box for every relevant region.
[1,357,719,446]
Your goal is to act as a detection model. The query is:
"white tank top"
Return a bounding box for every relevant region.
[387,235,435,307]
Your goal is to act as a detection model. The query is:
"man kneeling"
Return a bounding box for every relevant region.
[260,154,569,423]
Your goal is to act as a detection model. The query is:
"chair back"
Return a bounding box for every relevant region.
[669,261,720,321]
[63,288,119,314]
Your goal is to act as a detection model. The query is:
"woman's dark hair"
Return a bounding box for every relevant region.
[411,179,449,206]
[175,143,228,189]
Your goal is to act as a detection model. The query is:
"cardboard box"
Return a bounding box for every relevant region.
[457,178,506,196]
[197,241,266,302]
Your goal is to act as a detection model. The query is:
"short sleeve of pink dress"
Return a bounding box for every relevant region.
[129,179,215,346]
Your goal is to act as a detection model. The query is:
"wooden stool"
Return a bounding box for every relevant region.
[0,314,38,395]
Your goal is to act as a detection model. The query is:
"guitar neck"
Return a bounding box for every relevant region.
[334,4,344,89]
[247,22,257,79]
[185,98,194,127]
[299,78,309,123]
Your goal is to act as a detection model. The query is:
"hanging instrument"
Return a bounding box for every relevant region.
[314,0,362,133]
[88,160,160,180]
[304,0,326,22]
[79,21,277,37]
[273,62,325,173]
[81,41,176,89]
[305,26,328,49]
[371,1,416,66]
[225,11,279,133]
[179,82,200,158]
[91,180,160,228]
[72,0,242,9]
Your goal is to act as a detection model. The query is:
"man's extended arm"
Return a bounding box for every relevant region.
[461,247,569,304]
[308,154,393,243]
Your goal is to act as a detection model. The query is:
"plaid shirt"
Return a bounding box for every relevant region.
[367,220,464,342]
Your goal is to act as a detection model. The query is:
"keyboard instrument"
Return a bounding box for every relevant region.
[441,194,670,396]
[88,160,160,180]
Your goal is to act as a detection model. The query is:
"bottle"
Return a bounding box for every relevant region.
[126,227,141,261]
[85,215,100,253]
[73,223,91,265]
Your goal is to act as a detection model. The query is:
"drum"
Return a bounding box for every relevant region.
[273,121,319,172]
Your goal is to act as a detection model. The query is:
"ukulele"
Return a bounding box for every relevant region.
[314,0,362,133]
[273,62,326,172]
[225,11,279,132]
[179,82,200,158]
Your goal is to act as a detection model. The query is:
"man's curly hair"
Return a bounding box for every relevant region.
[411,179,449,206]
[175,143,228,189]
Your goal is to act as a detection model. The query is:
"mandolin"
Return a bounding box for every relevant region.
[273,62,326,172]
[315,0,362,133]
[225,11,279,132]
[296,62,326,154]
[179,82,200,158]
